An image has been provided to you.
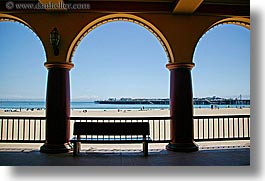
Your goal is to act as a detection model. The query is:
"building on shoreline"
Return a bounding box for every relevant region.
[95,96,250,105]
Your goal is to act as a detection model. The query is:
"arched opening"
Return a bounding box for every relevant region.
[193,22,250,113]
[0,16,46,113]
[67,14,174,64]
[70,20,170,114]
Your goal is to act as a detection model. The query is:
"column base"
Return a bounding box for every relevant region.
[166,142,199,152]
[40,143,72,153]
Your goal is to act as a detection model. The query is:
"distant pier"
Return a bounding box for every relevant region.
[95,98,169,105]
[95,97,250,105]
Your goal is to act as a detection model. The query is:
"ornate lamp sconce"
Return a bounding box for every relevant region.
[50,27,60,56]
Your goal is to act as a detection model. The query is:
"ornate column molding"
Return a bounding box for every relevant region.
[166,62,195,70]
[44,62,74,70]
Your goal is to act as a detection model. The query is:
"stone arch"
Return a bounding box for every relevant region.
[0,13,47,60]
[67,13,174,64]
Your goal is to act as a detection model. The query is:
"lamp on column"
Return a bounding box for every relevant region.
[50,27,60,56]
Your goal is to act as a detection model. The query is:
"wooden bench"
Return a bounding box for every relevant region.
[70,122,151,156]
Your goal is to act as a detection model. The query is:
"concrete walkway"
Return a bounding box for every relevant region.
[0,141,250,166]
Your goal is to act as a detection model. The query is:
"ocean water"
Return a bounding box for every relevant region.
[0,101,169,110]
[0,101,250,110]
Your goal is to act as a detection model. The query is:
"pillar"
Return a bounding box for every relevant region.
[40,63,74,153]
[166,63,198,152]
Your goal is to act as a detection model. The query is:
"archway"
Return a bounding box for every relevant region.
[193,21,250,110]
[67,13,174,64]
[0,15,46,107]
[71,20,170,111]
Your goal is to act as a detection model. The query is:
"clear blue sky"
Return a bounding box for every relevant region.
[0,21,250,101]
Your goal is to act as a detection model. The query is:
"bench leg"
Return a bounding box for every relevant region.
[73,142,81,156]
[77,142,81,154]
[143,141,148,157]
[73,142,82,156]
[73,142,77,156]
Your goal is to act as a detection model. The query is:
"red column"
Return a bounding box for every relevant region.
[166,63,198,152]
[40,63,74,153]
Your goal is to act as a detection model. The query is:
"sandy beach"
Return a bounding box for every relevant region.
[0,107,250,117]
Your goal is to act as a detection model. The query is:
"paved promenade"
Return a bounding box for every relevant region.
[0,141,250,166]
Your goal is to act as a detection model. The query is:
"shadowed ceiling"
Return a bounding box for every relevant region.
[0,0,249,16]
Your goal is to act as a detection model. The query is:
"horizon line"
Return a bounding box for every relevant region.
[0,95,251,102]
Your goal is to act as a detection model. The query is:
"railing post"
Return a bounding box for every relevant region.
[166,63,198,152]
[40,63,74,153]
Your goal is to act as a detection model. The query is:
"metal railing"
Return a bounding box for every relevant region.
[0,116,46,143]
[0,115,250,143]
[194,115,250,141]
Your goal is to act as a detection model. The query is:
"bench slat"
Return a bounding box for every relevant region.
[71,136,151,143]
[73,122,150,135]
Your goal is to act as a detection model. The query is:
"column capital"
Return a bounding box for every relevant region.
[166,63,195,70]
[44,62,74,70]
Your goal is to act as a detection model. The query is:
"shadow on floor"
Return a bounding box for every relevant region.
[0,147,250,166]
